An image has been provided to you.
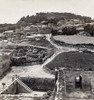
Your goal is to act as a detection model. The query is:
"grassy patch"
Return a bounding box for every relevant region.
[46,51,94,71]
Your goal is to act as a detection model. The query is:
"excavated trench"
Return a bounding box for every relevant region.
[21,77,55,92]
[11,45,53,66]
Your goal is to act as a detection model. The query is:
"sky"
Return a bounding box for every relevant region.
[0,0,94,24]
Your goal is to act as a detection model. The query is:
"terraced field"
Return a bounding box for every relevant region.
[53,35,94,44]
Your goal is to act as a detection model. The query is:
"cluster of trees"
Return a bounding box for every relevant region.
[51,26,77,35]
[36,12,92,23]
[84,24,94,36]
[17,12,93,27]
[51,24,94,36]
[0,24,21,33]
[0,12,93,34]
[62,26,77,35]
[17,14,48,26]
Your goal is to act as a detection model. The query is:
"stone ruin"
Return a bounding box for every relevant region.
[55,68,94,100]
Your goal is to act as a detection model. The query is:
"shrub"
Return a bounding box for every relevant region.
[62,26,77,35]
[84,24,94,36]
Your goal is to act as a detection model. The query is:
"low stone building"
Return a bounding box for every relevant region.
[56,68,94,100]
[0,76,55,100]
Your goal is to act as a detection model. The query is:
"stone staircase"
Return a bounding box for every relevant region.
[17,78,33,93]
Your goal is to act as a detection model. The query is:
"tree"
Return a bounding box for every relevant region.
[51,29,58,36]
[62,26,77,35]
[84,24,94,36]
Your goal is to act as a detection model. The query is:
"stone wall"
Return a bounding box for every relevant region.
[0,52,12,78]
[49,89,56,100]
[0,94,42,100]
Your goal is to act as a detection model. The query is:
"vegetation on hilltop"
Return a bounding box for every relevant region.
[17,12,92,25]
[0,12,94,36]
[51,26,77,35]
[17,13,94,36]
[0,24,17,32]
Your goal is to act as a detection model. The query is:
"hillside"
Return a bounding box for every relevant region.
[17,12,92,25]
[16,13,94,37]
[0,12,94,36]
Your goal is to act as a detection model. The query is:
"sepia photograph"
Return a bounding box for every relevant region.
[0,0,94,100]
